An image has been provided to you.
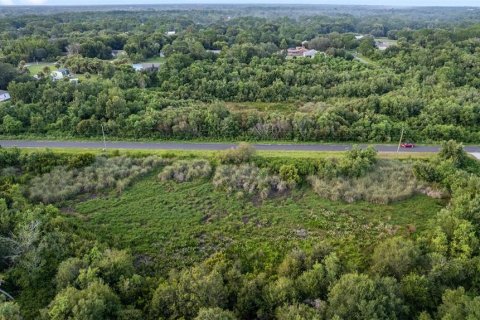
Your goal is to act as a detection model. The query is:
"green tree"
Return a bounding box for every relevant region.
[0,63,18,90]
[194,307,237,320]
[276,303,324,320]
[42,281,121,320]
[0,298,22,320]
[437,287,480,320]
[438,140,467,168]
[371,237,419,278]
[327,273,406,319]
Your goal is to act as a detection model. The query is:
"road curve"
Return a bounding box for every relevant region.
[0,139,479,155]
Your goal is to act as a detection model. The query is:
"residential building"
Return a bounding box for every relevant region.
[287,46,308,57]
[51,68,70,81]
[0,90,10,102]
[303,49,318,58]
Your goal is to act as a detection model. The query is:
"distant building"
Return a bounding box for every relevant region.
[132,63,160,72]
[303,49,318,58]
[375,41,390,51]
[165,31,176,36]
[355,35,365,40]
[287,47,318,58]
[51,68,70,81]
[287,47,308,57]
[132,64,144,72]
[0,90,11,102]
[69,78,79,84]
[111,50,125,58]
[207,49,222,55]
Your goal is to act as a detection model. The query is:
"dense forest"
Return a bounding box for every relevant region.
[0,6,480,142]
[1,5,480,319]
[0,140,479,319]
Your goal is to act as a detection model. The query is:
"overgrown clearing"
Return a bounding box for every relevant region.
[71,170,444,273]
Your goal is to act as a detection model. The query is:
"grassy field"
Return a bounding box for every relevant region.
[26,62,57,75]
[140,56,165,64]
[16,146,435,160]
[68,170,445,274]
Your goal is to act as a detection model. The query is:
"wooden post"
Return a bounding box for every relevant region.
[397,127,404,153]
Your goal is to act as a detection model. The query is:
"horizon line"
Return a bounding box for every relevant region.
[1,3,480,8]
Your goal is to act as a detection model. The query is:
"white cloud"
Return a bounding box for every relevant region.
[0,0,48,4]
[25,0,48,4]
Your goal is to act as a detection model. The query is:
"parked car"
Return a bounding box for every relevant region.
[401,143,415,148]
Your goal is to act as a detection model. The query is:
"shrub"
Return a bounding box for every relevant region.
[28,156,165,203]
[217,143,255,164]
[159,159,212,182]
[0,147,21,169]
[276,303,323,320]
[67,153,96,169]
[338,145,378,177]
[279,164,300,185]
[194,308,236,320]
[213,164,291,200]
[438,140,467,168]
[253,157,317,177]
[21,150,68,174]
[310,160,422,204]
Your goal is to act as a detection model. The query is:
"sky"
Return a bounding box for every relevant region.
[1,0,480,6]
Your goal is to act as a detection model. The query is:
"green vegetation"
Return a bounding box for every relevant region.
[1,7,480,142]
[0,141,479,319]
[1,3,480,319]
[73,168,442,270]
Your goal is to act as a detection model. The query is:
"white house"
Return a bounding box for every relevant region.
[303,49,318,58]
[0,90,10,102]
[165,31,176,36]
[355,35,365,40]
[51,68,70,81]
[132,64,144,72]
[132,63,160,72]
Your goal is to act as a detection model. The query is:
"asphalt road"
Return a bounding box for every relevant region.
[0,139,479,155]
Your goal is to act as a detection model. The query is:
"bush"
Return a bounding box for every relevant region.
[194,307,236,320]
[159,159,212,182]
[276,303,323,320]
[438,140,467,168]
[67,153,96,169]
[253,157,317,177]
[0,147,21,169]
[310,160,422,204]
[338,145,378,177]
[21,150,68,174]
[217,143,255,164]
[213,164,291,200]
[29,155,165,203]
[279,164,300,185]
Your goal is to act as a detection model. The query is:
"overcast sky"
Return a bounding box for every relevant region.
[1,0,480,6]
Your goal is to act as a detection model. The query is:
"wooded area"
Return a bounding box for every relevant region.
[1,5,480,320]
[1,6,480,142]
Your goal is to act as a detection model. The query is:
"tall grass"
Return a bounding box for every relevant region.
[28,156,165,203]
[159,159,212,182]
[309,160,423,204]
[213,164,291,200]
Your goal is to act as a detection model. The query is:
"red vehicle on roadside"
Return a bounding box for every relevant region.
[401,142,415,148]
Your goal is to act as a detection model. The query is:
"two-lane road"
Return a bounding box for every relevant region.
[0,140,479,158]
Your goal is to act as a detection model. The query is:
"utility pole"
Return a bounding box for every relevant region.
[101,124,107,152]
[397,126,404,153]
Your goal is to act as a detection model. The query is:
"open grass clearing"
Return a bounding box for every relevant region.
[12,146,435,160]
[26,62,57,75]
[68,170,445,274]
